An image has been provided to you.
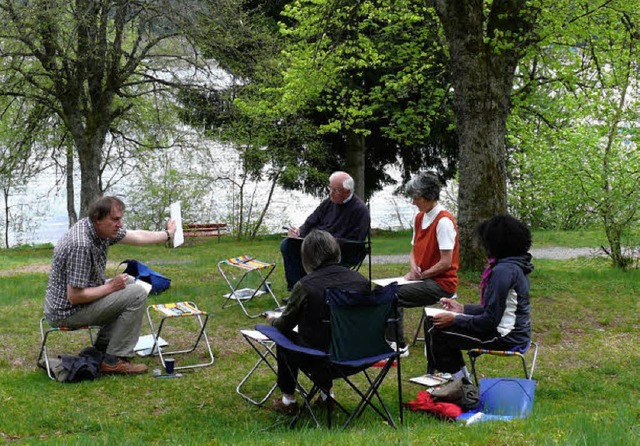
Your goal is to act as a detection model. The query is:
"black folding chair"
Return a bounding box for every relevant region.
[256,282,403,429]
[338,230,372,283]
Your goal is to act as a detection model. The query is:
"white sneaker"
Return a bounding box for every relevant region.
[388,341,410,358]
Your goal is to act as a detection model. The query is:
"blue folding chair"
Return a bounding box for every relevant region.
[256,282,403,429]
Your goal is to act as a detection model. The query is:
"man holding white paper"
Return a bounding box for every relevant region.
[44,196,176,375]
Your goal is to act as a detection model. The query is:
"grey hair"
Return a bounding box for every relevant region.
[405,172,441,201]
[330,171,354,191]
[301,230,341,273]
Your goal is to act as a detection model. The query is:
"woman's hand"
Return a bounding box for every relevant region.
[440,297,463,313]
[432,312,456,329]
[404,264,422,280]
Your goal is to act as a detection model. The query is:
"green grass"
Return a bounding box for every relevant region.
[530,227,608,248]
[1,233,639,444]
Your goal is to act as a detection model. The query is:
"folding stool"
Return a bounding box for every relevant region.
[146,301,214,371]
[467,341,539,385]
[217,255,280,318]
[38,317,100,380]
[236,329,279,406]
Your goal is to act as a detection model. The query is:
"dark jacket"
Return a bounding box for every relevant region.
[298,195,370,241]
[454,254,533,347]
[272,263,370,351]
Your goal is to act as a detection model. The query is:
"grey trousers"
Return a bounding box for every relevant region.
[48,281,148,358]
[385,279,453,346]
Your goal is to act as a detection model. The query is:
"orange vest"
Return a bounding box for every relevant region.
[413,210,459,294]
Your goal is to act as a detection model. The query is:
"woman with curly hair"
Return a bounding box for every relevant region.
[425,214,534,379]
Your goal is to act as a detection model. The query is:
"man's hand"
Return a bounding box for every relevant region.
[166,219,177,238]
[404,264,422,280]
[288,227,299,238]
[109,273,130,292]
[67,273,131,305]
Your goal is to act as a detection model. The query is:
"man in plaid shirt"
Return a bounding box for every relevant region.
[44,196,176,375]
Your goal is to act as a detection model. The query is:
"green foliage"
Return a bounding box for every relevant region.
[508,1,640,267]
[276,0,458,184]
[0,0,209,216]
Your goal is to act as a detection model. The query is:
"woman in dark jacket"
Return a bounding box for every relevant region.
[425,214,534,378]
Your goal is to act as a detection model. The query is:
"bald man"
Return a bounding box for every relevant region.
[280,171,370,290]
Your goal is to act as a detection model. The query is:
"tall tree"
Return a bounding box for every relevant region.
[0,96,52,247]
[0,0,207,217]
[190,0,457,202]
[509,1,640,269]
[272,0,457,199]
[431,0,539,270]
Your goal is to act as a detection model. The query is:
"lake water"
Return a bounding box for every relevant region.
[9,162,418,247]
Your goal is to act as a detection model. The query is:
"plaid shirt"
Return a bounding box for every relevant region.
[44,217,126,321]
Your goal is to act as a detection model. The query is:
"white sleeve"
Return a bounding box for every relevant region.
[436,217,456,250]
[410,215,418,246]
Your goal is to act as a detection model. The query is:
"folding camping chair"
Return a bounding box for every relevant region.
[467,340,539,385]
[236,329,279,406]
[217,255,280,318]
[256,282,403,429]
[338,234,372,283]
[145,301,214,371]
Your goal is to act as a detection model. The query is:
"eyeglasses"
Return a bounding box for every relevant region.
[328,187,345,194]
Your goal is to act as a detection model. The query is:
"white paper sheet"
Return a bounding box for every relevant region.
[134,334,168,356]
[170,201,184,248]
[372,276,421,287]
[424,307,458,318]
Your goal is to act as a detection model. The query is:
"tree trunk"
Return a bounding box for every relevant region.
[345,130,366,199]
[2,186,9,249]
[76,132,106,218]
[66,143,78,226]
[433,0,537,271]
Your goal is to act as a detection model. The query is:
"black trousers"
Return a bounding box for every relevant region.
[276,342,331,396]
[385,279,452,346]
[424,319,511,374]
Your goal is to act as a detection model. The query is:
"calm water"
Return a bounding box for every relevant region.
[10,165,417,246]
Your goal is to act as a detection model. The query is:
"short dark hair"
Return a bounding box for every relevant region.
[89,196,125,222]
[405,172,441,201]
[301,230,341,273]
[476,214,532,258]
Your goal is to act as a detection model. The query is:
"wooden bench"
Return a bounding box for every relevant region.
[183,223,229,243]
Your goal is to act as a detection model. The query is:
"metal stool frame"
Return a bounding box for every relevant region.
[38,317,100,380]
[217,256,280,318]
[146,301,214,371]
[467,341,539,385]
[236,329,279,406]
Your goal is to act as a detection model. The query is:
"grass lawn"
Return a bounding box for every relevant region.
[1,233,639,444]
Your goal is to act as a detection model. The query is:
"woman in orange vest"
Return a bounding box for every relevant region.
[385,172,459,357]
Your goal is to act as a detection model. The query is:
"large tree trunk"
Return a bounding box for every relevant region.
[433,0,537,271]
[66,143,78,226]
[345,130,366,200]
[74,127,108,218]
